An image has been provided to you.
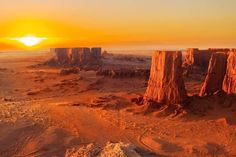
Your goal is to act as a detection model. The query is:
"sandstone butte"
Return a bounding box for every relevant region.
[199,52,228,97]
[223,50,236,94]
[144,51,187,105]
[184,48,230,70]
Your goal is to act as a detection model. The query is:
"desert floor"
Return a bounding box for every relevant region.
[0,52,236,157]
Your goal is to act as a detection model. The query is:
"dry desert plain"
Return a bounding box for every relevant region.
[0,49,236,157]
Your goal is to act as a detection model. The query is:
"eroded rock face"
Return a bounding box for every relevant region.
[223,51,236,94]
[184,49,212,70]
[144,51,187,105]
[199,52,228,96]
[91,48,102,59]
[77,48,91,65]
[184,48,230,72]
[52,48,71,65]
[70,48,81,64]
[49,47,102,68]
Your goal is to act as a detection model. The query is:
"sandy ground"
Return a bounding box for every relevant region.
[0,52,236,157]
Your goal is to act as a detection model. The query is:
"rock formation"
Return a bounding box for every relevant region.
[223,51,236,94]
[65,142,142,157]
[199,52,228,96]
[52,48,71,65]
[70,48,80,64]
[184,48,211,70]
[49,47,102,68]
[184,48,230,72]
[91,47,102,59]
[77,47,92,65]
[96,68,150,79]
[144,51,187,105]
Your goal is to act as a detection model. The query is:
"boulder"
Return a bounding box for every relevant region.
[144,51,187,105]
[199,52,228,96]
[65,142,142,157]
[223,51,236,94]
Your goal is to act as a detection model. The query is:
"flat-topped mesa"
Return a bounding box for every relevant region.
[144,51,187,105]
[50,47,102,67]
[199,52,228,97]
[223,50,236,94]
[184,48,230,71]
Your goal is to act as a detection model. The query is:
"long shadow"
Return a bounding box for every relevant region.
[182,93,236,124]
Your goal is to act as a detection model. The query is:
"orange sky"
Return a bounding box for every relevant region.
[0,0,236,50]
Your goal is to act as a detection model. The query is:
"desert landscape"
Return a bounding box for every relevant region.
[1,0,236,157]
[0,48,235,157]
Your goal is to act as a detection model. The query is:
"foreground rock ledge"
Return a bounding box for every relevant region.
[223,51,236,94]
[199,52,228,97]
[144,51,187,105]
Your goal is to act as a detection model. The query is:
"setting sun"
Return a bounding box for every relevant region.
[13,36,46,47]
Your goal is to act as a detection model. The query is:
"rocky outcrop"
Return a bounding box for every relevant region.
[96,68,150,79]
[184,48,230,72]
[48,47,102,68]
[199,52,228,96]
[65,142,142,157]
[144,51,187,105]
[223,51,236,94]
[60,67,80,75]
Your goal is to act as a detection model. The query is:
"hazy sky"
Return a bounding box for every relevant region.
[0,0,236,49]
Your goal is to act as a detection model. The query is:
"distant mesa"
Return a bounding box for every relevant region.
[144,51,187,105]
[223,50,236,94]
[199,52,228,97]
[46,47,102,69]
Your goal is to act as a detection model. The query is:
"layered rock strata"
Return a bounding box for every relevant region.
[199,52,228,96]
[223,51,236,94]
[144,51,187,105]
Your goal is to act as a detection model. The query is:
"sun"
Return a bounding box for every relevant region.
[13,36,46,47]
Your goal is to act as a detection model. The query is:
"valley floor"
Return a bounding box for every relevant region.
[0,54,236,157]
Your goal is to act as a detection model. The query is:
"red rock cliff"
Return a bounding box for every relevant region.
[199,52,228,96]
[144,51,187,105]
[223,51,236,94]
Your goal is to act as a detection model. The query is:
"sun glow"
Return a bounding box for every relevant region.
[12,36,46,47]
